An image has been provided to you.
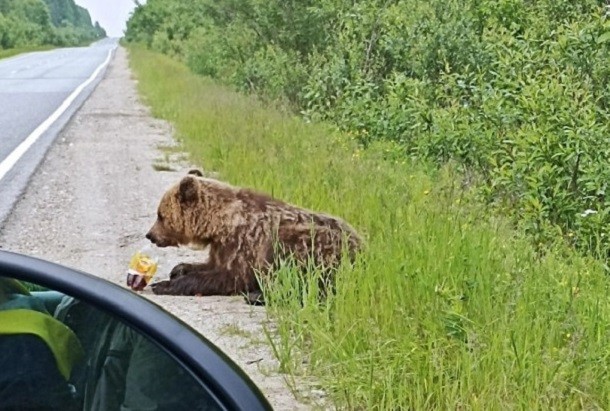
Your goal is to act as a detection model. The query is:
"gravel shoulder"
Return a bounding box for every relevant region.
[0,47,323,410]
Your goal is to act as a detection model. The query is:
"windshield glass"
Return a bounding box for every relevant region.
[0,276,222,411]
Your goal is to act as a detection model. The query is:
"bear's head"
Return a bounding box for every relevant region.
[146,174,206,248]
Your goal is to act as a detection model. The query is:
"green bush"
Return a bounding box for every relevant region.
[125,0,610,256]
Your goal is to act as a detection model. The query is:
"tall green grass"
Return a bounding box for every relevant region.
[129,47,610,409]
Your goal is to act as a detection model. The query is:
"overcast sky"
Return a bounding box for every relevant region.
[74,0,141,37]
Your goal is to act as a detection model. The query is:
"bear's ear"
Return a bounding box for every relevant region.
[187,169,203,177]
[179,176,199,204]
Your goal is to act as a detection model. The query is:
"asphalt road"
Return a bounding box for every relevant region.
[0,38,117,224]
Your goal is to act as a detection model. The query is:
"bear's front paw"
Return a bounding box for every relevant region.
[151,280,173,295]
[169,263,192,279]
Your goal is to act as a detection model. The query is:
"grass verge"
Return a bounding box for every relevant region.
[0,45,54,60]
[128,46,610,410]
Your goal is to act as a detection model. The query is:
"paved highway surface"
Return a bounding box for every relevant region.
[0,38,117,225]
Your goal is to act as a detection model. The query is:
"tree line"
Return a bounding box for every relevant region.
[0,0,105,50]
[125,0,610,257]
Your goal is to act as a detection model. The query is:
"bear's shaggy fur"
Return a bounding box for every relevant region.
[146,170,362,301]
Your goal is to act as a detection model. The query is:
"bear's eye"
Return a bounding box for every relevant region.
[157,212,164,222]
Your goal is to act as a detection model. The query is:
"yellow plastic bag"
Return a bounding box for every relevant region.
[126,248,158,291]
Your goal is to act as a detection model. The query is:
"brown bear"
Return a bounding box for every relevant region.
[146,170,362,303]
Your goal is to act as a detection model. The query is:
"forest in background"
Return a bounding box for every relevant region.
[125,0,610,259]
[0,0,105,50]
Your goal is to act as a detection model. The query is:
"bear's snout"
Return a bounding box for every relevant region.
[145,230,159,245]
[145,229,177,248]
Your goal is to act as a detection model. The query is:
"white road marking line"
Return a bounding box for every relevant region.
[0,47,115,182]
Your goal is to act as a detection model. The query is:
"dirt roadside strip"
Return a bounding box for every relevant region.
[0,47,326,410]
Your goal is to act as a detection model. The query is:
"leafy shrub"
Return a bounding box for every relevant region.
[125,0,610,256]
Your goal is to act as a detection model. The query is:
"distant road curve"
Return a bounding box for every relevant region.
[0,38,117,225]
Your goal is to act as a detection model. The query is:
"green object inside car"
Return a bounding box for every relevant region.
[0,278,29,296]
[0,278,83,380]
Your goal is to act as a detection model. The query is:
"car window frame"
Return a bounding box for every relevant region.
[0,249,272,411]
